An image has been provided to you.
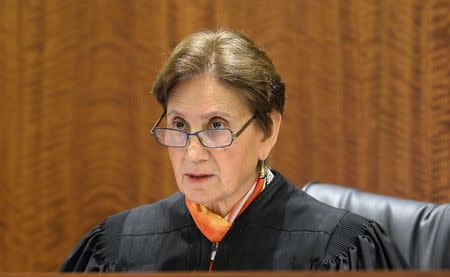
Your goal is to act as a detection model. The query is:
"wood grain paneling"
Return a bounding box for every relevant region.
[0,0,448,272]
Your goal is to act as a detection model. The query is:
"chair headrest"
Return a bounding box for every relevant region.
[303,182,450,270]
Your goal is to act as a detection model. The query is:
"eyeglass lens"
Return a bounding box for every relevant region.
[154,129,233,148]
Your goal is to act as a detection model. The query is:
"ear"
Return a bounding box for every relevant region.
[259,111,282,161]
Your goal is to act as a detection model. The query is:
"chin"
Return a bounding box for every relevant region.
[184,190,211,204]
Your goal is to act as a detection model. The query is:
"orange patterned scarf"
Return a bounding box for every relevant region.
[185,169,272,271]
[185,175,266,243]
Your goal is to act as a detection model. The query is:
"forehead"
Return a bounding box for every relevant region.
[166,76,251,118]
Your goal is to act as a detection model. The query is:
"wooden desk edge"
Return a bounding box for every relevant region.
[1,271,449,277]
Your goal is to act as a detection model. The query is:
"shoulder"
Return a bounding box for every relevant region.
[264,172,407,269]
[123,192,194,234]
[60,192,193,272]
[99,192,188,234]
[316,211,408,269]
[251,170,349,235]
[60,208,131,271]
[105,192,193,236]
[324,211,377,255]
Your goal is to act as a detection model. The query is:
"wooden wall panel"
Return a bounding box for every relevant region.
[1,0,20,272]
[0,0,448,272]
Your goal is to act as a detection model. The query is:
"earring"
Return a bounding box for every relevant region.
[259,160,266,179]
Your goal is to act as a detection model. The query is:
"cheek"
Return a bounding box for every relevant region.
[168,149,183,175]
[216,143,259,175]
[236,138,260,158]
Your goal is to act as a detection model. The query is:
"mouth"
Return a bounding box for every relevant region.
[185,173,214,183]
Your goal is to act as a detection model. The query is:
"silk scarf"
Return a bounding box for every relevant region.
[185,168,274,270]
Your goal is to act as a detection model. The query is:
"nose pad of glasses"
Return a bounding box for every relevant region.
[186,133,208,148]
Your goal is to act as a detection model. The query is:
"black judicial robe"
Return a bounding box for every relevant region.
[60,170,408,271]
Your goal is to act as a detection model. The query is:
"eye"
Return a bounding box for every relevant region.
[170,118,186,130]
[175,121,185,129]
[211,119,225,129]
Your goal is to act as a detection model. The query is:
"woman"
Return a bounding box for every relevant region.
[61,30,407,271]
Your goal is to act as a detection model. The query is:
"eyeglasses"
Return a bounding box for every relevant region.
[150,112,257,148]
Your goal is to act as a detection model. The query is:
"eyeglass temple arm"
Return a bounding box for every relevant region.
[234,114,257,137]
[151,112,166,132]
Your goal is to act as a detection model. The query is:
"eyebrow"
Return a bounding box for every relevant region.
[165,110,182,118]
[166,110,234,120]
[201,111,233,120]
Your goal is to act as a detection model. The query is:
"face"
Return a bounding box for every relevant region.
[165,76,274,214]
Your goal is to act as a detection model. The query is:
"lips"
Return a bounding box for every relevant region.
[185,173,213,183]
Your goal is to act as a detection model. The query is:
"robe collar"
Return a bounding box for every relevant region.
[185,168,273,243]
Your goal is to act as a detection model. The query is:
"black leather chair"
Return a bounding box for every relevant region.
[303,182,450,270]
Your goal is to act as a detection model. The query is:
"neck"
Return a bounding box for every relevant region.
[205,171,259,217]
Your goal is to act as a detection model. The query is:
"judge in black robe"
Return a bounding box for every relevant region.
[60,170,408,271]
[61,29,408,272]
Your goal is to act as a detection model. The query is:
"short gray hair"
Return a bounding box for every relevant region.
[151,29,285,138]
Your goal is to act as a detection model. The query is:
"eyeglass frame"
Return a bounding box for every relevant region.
[150,112,257,148]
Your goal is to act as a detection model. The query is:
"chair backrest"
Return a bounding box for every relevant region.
[303,182,450,270]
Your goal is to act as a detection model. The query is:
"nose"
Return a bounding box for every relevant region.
[185,135,209,162]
